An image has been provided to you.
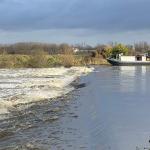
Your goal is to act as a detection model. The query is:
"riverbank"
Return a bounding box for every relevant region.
[0,67,94,119]
[0,54,109,68]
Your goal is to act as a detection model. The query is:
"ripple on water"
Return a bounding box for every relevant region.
[0,67,94,149]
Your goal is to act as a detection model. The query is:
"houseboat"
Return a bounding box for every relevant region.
[107,53,150,66]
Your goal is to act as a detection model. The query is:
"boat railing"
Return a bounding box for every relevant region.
[136,139,150,150]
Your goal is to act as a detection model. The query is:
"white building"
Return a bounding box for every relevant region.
[73,48,79,53]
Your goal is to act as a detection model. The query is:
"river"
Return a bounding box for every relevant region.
[0,66,150,150]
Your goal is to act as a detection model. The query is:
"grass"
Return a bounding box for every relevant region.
[0,53,109,68]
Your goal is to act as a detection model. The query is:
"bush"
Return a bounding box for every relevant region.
[29,50,49,68]
[60,54,75,67]
[59,44,73,55]
[0,57,14,68]
[47,55,62,66]
[14,55,30,68]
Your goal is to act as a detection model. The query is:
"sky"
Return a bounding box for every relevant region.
[0,0,150,45]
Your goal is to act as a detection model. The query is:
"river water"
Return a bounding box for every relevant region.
[0,66,150,150]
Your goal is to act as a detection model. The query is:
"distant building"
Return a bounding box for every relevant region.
[73,48,79,53]
[79,49,96,52]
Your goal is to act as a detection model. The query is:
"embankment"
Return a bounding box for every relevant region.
[0,54,109,68]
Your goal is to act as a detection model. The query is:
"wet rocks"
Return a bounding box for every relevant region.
[44,107,61,114]
[43,116,59,122]
[0,129,14,139]
[72,115,78,118]
[71,82,87,89]
[12,143,46,150]
[25,143,41,150]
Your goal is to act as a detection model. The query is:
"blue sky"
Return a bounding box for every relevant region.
[0,0,150,45]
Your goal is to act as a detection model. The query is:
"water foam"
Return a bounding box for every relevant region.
[0,67,94,119]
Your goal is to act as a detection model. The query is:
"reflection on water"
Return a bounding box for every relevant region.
[119,66,150,94]
[119,66,136,92]
[91,66,150,150]
[0,66,150,150]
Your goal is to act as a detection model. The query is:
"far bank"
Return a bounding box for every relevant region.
[0,53,109,68]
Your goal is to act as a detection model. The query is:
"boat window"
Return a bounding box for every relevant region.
[146,56,150,61]
[136,56,142,61]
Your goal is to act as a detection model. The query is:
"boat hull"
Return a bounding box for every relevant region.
[107,58,150,66]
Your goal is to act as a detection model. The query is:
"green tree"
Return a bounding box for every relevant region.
[99,45,112,58]
[112,44,129,56]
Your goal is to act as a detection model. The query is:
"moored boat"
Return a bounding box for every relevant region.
[107,53,150,66]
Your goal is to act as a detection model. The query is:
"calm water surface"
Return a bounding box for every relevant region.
[1,66,150,150]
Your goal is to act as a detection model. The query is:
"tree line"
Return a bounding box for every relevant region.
[0,42,150,56]
[0,43,73,55]
[96,42,150,58]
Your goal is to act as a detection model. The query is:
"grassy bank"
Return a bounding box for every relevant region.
[0,53,109,68]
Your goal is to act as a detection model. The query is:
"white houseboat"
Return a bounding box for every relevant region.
[107,53,150,66]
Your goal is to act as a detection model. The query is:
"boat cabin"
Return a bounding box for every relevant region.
[117,53,150,62]
[107,53,150,65]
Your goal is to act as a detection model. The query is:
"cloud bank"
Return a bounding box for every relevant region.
[0,0,149,31]
[0,0,150,44]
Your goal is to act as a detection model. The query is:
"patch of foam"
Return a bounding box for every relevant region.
[0,67,94,119]
[0,100,13,115]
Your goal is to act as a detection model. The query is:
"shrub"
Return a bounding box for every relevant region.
[47,55,62,66]
[100,46,112,58]
[29,50,49,68]
[14,55,30,68]
[0,57,14,68]
[60,54,75,67]
[59,44,73,55]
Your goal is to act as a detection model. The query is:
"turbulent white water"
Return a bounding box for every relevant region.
[0,67,94,118]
